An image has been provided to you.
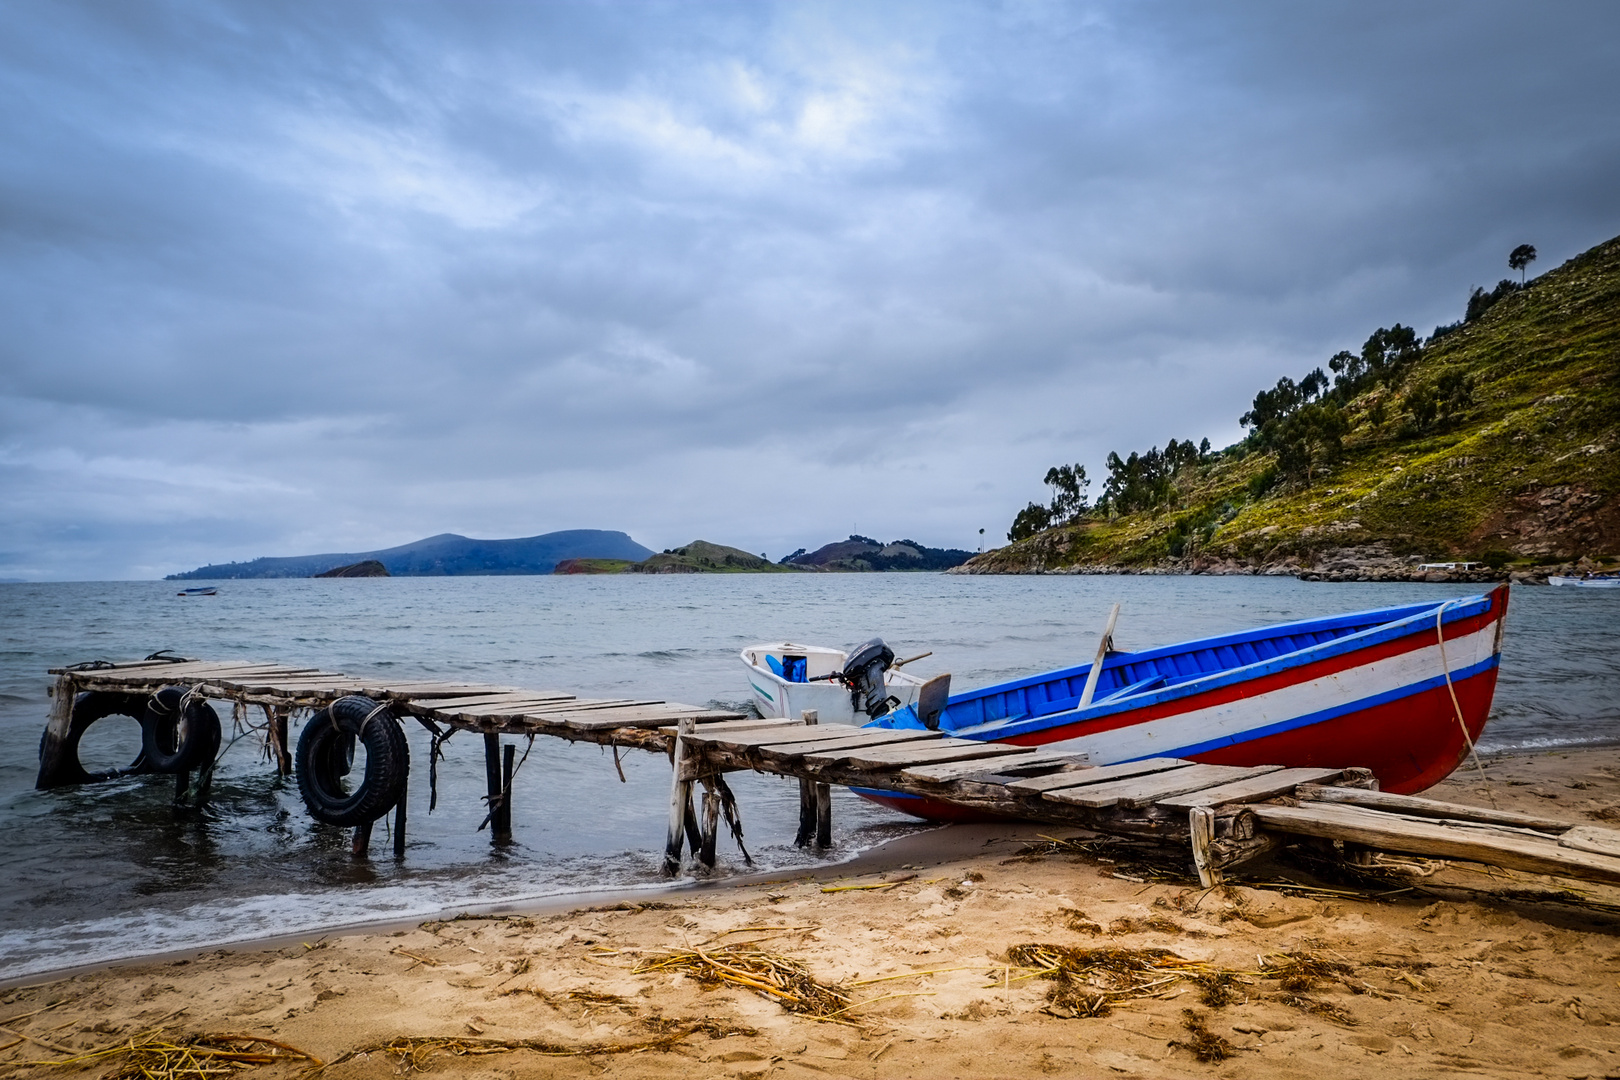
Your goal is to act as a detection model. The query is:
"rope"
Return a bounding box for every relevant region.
[1435,599,1496,808]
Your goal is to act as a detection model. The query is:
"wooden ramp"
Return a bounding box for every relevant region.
[666,716,1620,889]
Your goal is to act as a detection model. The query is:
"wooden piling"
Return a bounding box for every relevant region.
[483,733,503,842]
[393,766,408,860]
[353,820,374,858]
[266,705,292,775]
[499,743,515,840]
[815,781,832,848]
[796,709,818,848]
[699,783,720,868]
[663,717,695,875]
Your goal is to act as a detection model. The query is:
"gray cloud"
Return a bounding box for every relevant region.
[2,0,1617,578]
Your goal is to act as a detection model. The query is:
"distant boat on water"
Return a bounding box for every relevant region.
[1549,574,1619,588]
[176,586,217,597]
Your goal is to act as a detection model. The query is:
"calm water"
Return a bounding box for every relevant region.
[1,575,1616,978]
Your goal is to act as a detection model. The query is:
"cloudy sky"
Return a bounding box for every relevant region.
[2,1,1617,579]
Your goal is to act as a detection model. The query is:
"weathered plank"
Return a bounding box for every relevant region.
[1295,785,1572,834]
[827,739,1035,771]
[753,729,942,756]
[560,709,742,731]
[1157,768,1347,810]
[661,718,804,737]
[444,697,632,718]
[696,726,935,754]
[409,692,574,711]
[1559,826,1620,858]
[1046,765,1282,810]
[1249,802,1620,885]
[900,752,1085,785]
[1006,757,1190,794]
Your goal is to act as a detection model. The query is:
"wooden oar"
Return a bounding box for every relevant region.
[1076,602,1121,709]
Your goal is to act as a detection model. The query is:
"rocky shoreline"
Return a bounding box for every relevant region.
[949,543,1612,585]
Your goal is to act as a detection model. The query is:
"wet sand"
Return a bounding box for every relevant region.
[7,748,1620,1079]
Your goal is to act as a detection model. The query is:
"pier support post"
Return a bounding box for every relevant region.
[393,761,408,860]
[482,732,507,844]
[795,710,819,848]
[498,743,515,841]
[699,782,720,869]
[1189,807,1218,888]
[663,718,696,876]
[266,705,292,776]
[353,820,374,858]
[815,783,832,849]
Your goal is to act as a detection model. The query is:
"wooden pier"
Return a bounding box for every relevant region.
[36,656,1620,892]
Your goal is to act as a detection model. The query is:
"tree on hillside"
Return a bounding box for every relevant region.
[1509,243,1537,283]
[1043,463,1090,523]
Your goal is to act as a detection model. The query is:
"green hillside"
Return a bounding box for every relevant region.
[964,235,1620,576]
[631,541,800,574]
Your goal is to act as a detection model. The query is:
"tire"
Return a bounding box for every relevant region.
[140,687,223,773]
[295,696,409,827]
[36,691,153,787]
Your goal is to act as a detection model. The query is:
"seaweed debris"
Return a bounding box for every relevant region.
[634,944,852,1019]
[5,1032,318,1078]
[318,1020,750,1073]
[1170,1009,1238,1062]
[1005,944,1227,1018]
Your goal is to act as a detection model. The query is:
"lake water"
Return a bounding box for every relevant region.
[1,574,1616,978]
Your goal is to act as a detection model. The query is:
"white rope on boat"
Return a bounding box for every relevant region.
[1436,598,1497,808]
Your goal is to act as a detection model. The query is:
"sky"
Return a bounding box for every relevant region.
[2,1,1618,580]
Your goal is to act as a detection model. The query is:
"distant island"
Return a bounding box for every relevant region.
[167,530,654,579]
[958,234,1620,582]
[313,560,389,578]
[554,536,976,574]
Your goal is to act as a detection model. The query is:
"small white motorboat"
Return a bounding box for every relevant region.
[1550,574,1618,588]
[741,640,935,724]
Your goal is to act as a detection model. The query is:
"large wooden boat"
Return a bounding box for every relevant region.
[856,586,1510,820]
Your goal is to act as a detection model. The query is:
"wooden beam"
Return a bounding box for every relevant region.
[1005,757,1186,794]
[1249,802,1620,886]
[1157,768,1346,810]
[899,752,1085,785]
[1046,764,1281,810]
[820,739,1033,771]
[1295,785,1573,833]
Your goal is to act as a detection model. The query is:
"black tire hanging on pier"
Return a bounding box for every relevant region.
[295,696,409,828]
[36,691,155,787]
[140,687,223,773]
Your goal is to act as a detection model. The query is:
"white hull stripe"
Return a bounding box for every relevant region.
[1040,619,1501,764]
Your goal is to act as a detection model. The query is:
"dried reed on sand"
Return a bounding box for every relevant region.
[4,1032,319,1079]
[634,944,853,1020]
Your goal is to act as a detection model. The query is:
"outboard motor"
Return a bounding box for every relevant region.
[841,638,898,718]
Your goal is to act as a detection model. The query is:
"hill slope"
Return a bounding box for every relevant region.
[632,541,798,573]
[783,535,975,571]
[168,530,655,579]
[962,235,1620,577]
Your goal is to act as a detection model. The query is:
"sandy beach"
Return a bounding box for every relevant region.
[7,748,1620,1080]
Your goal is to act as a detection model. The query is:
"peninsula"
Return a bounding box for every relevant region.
[960,234,1620,580]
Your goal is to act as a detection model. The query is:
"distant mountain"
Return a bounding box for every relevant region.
[167,530,655,579]
[782,535,975,572]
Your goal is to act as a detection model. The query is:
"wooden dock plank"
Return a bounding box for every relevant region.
[900,752,1087,785]
[1046,764,1281,809]
[559,709,742,731]
[445,697,634,718]
[1006,757,1190,794]
[409,692,574,711]
[824,740,1035,771]
[1157,768,1347,810]
[1295,785,1573,834]
[1249,801,1620,885]
[753,729,942,755]
[689,725,933,751]
[666,718,805,735]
